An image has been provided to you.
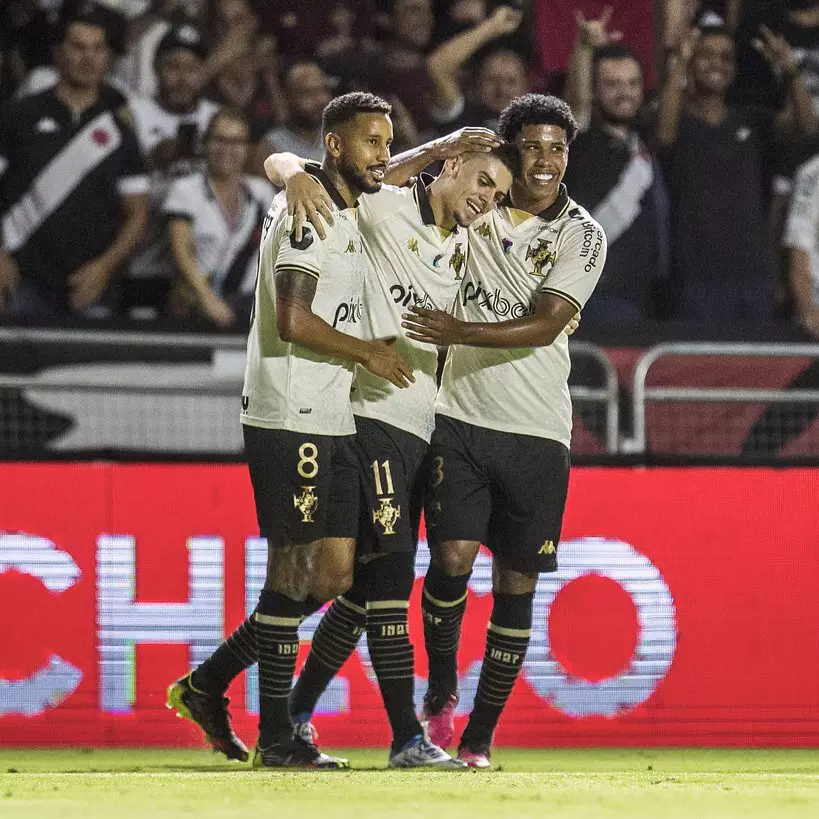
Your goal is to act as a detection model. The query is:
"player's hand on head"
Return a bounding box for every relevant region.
[436,127,503,160]
[401,304,466,346]
[284,171,335,242]
[564,311,581,336]
[362,337,415,388]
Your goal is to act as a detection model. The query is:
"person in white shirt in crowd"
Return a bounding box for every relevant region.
[123,22,219,314]
[742,150,819,455]
[164,106,273,327]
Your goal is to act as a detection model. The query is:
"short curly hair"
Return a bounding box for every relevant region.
[498,94,579,145]
[321,92,392,138]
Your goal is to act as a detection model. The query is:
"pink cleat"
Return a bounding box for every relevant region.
[421,692,459,749]
[457,745,491,770]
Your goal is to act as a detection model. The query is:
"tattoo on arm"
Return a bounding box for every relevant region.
[275,268,318,313]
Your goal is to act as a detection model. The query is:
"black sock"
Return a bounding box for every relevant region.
[366,552,422,752]
[461,591,534,750]
[187,596,323,698]
[191,616,256,695]
[255,588,303,747]
[289,590,367,720]
[422,565,470,701]
[302,596,325,618]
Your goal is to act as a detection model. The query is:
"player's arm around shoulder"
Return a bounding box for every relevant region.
[273,218,415,389]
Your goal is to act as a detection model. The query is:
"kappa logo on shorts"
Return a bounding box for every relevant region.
[373,497,401,535]
[538,540,556,555]
[294,486,318,522]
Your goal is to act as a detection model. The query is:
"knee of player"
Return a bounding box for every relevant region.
[310,567,354,603]
[432,540,480,577]
[493,566,538,596]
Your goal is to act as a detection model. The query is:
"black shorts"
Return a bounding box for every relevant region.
[243,424,360,550]
[350,415,428,558]
[424,414,570,573]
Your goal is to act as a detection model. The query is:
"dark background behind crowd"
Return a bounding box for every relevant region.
[1,1,819,345]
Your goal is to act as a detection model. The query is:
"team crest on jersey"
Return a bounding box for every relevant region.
[373,497,401,535]
[406,237,419,255]
[526,239,556,277]
[294,486,318,523]
[449,243,466,280]
[474,223,491,238]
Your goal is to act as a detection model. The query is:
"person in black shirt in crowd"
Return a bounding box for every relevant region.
[565,9,670,322]
[657,23,816,324]
[0,5,148,317]
[427,4,528,134]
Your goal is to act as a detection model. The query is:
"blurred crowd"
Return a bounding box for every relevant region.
[1,0,819,341]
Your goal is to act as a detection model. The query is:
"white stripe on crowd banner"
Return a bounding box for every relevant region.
[591,138,653,247]
[2,111,123,253]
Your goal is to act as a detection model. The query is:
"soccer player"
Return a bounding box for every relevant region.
[263,138,518,768]
[397,94,607,768]
[167,92,413,769]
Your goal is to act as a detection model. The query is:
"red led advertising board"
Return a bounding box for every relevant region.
[1,464,817,747]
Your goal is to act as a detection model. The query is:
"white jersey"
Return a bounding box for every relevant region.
[783,153,819,306]
[352,178,467,442]
[241,168,367,435]
[163,172,275,297]
[437,186,606,447]
[129,96,218,156]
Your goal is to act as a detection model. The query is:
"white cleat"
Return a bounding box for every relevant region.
[388,735,468,770]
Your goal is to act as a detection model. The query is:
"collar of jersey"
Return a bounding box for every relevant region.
[413,173,437,226]
[536,183,570,222]
[304,161,355,210]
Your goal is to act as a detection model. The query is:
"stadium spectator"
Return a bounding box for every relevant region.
[325,0,436,132]
[0,7,148,317]
[733,0,819,114]
[783,149,819,335]
[564,9,670,321]
[203,0,283,142]
[534,0,657,90]
[164,107,273,328]
[657,23,817,324]
[257,61,332,168]
[123,22,219,316]
[740,150,819,455]
[427,4,528,134]
[114,1,204,99]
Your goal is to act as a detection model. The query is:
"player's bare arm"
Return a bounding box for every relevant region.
[264,152,336,241]
[276,267,415,388]
[402,292,579,348]
[385,127,503,186]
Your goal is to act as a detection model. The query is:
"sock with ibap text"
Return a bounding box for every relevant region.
[422,565,470,702]
[460,591,534,750]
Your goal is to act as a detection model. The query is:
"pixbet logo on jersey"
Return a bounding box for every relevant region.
[461,281,534,318]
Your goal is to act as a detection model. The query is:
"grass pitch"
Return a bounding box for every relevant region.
[1,748,817,819]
